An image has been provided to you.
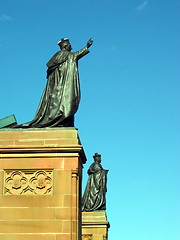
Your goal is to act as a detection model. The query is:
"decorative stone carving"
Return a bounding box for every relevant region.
[4,170,53,195]
[103,234,107,240]
[82,234,93,240]
[4,171,28,195]
[71,168,78,179]
[29,170,53,194]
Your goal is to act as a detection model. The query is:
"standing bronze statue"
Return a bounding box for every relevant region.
[82,153,108,212]
[15,38,93,128]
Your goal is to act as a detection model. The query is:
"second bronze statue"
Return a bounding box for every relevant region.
[14,38,93,128]
[82,153,108,212]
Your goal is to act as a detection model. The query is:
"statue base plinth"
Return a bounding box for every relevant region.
[0,128,86,240]
[82,211,110,240]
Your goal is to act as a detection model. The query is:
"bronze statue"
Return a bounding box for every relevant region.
[82,153,108,212]
[15,38,93,128]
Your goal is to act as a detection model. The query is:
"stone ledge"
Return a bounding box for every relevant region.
[82,211,110,227]
[0,129,86,164]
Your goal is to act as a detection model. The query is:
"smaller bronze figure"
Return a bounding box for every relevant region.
[82,153,108,212]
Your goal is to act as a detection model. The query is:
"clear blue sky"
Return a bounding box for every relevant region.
[0,0,180,239]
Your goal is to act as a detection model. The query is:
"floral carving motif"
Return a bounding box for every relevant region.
[29,171,53,194]
[4,170,53,195]
[5,171,28,194]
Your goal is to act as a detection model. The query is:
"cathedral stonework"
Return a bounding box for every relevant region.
[82,234,93,240]
[4,169,53,195]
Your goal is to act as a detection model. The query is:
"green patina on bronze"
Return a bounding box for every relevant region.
[0,115,17,128]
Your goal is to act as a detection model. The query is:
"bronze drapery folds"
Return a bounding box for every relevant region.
[82,153,108,212]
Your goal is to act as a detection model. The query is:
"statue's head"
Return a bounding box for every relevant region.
[93,153,101,163]
[58,38,72,51]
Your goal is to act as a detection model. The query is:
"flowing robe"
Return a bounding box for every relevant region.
[18,46,89,128]
[82,162,108,212]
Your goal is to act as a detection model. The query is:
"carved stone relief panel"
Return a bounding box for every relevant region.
[103,234,107,240]
[4,170,53,195]
[82,234,93,240]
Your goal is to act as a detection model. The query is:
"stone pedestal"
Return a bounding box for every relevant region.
[0,128,86,240]
[82,211,110,240]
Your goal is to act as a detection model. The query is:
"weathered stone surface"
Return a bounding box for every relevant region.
[0,128,86,240]
[82,211,110,240]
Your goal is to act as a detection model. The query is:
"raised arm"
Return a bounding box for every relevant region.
[87,38,93,48]
[75,38,93,60]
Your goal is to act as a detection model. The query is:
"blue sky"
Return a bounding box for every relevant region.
[0,0,180,239]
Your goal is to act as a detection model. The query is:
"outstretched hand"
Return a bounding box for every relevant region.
[87,38,93,48]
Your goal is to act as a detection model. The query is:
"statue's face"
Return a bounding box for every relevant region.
[95,156,101,163]
[60,41,72,51]
[66,42,72,51]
